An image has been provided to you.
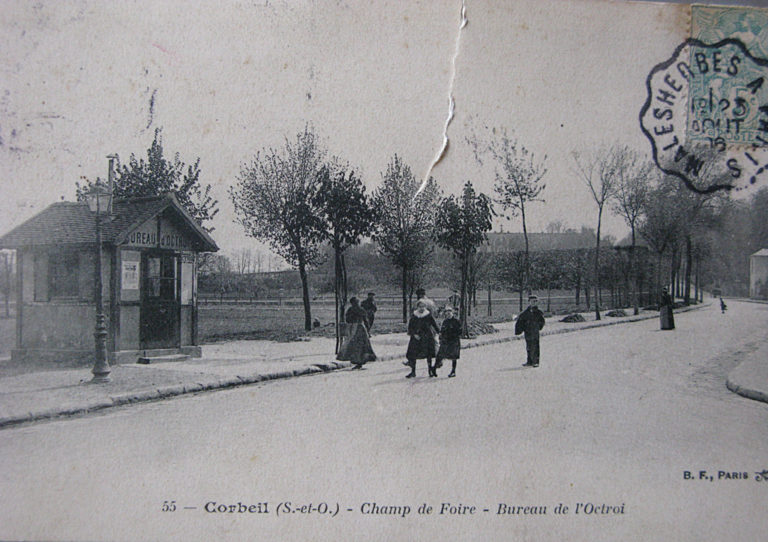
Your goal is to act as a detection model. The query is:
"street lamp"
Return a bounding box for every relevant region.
[87,174,113,383]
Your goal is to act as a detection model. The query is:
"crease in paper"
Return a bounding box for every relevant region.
[416,0,467,197]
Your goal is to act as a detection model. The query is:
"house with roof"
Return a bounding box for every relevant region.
[750,249,768,299]
[0,193,218,364]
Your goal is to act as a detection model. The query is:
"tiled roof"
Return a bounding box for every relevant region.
[0,194,217,251]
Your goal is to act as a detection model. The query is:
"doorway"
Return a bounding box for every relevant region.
[140,252,180,349]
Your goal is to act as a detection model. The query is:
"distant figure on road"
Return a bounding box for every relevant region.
[515,295,545,368]
[405,300,440,378]
[720,297,727,314]
[361,292,377,330]
[436,306,461,378]
[337,297,376,369]
[660,287,675,330]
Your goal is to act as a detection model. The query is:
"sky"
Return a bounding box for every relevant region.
[1,0,765,263]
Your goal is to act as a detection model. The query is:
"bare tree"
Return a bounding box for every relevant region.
[639,176,680,301]
[231,127,327,331]
[313,165,372,352]
[611,150,654,314]
[371,155,440,322]
[572,146,622,320]
[434,181,494,337]
[468,127,547,310]
[232,248,254,275]
[545,220,567,234]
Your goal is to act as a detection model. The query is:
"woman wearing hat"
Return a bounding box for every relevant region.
[337,297,377,369]
[405,300,440,378]
[659,287,675,330]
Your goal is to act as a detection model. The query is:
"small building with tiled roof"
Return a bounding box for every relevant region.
[0,193,218,364]
[750,249,768,299]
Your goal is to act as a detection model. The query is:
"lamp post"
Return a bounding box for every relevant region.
[87,175,113,383]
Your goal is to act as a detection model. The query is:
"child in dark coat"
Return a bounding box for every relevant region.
[405,300,440,378]
[436,306,461,377]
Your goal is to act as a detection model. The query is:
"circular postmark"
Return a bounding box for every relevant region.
[640,38,768,194]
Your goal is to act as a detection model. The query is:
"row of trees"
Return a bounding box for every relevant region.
[73,124,766,342]
[229,128,499,340]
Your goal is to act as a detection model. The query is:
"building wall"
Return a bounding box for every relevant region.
[16,248,113,360]
[20,302,101,352]
[118,305,140,350]
[750,254,768,298]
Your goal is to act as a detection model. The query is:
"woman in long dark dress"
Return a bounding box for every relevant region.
[337,297,376,369]
[405,300,440,378]
[659,287,675,330]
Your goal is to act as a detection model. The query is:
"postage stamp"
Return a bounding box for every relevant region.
[640,5,768,194]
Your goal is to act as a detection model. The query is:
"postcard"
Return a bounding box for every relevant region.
[1,1,767,540]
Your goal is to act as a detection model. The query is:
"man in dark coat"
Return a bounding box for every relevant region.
[515,295,545,367]
[361,292,377,330]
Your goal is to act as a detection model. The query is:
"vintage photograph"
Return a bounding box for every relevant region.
[1,0,767,540]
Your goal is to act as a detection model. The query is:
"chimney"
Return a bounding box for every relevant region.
[106,154,117,213]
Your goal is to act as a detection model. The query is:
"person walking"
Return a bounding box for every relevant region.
[337,297,376,369]
[515,295,545,368]
[405,300,440,378]
[720,296,727,314]
[402,288,439,366]
[436,306,461,377]
[361,292,378,330]
[659,287,675,330]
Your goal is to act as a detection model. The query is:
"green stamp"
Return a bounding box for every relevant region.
[640,6,768,195]
[688,6,768,146]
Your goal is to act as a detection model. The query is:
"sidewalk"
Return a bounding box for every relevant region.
[0,302,764,429]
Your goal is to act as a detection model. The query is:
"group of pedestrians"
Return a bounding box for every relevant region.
[337,286,678,376]
[404,289,462,378]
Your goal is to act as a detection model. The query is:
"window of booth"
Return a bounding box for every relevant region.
[34,250,95,302]
[146,254,177,301]
[49,251,79,299]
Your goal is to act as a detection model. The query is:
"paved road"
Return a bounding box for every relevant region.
[1,302,766,541]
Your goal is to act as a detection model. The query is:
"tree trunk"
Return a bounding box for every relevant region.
[656,252,663,305]
[2,253,9,318]
[460,255,469,338]
[341,253,348,310]
[487,282,492,317]
[401,265,408,323]
[694,254,700,303]
[521,200,531,296]
[594,209,603,320]
[298,256,312,331]
[547,283,552,313]
[684,235,692,305]
[334,248,342,354]
[585,279,591,309]
[575,270,581,306]
[630,228,639,315]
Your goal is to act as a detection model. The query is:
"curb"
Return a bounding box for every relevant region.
[0,303,711,429]
[726,379,768,404]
